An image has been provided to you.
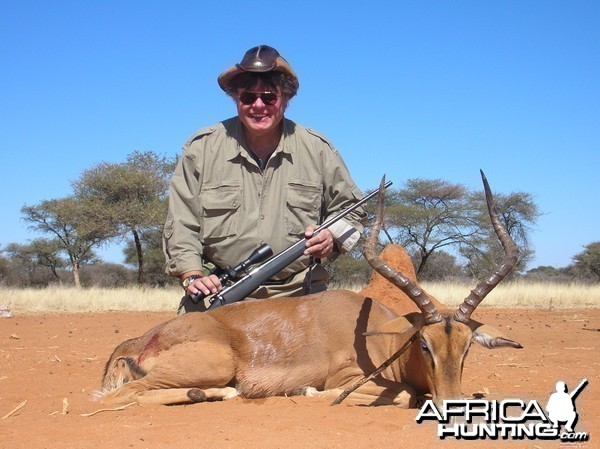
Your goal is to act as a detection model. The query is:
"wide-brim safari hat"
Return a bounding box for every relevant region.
[217,45,298,92]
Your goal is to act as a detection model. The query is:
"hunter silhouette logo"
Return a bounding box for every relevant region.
[416,378,590,442]
[546,378,587,434]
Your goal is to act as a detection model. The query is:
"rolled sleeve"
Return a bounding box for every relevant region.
[321,147,366,253]
[328,219,361,253]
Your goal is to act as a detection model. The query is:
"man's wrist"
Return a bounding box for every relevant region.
[180,274,202,289]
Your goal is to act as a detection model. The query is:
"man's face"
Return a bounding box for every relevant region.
[236,82,287,138]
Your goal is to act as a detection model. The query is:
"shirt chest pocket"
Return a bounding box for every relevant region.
[285,182,322,237]
[200,184,242,243]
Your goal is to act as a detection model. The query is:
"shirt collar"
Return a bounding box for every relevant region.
[227,117,294,163]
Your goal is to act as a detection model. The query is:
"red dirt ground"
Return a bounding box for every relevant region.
[1,247,598,448]
[0,308,597,449]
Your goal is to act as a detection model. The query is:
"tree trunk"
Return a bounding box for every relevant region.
[133,229,145,285]
[72,262,81,288]
[416,250,430,275]
[50,264,61,283]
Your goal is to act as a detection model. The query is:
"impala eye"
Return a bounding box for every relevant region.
[420,340,430,352]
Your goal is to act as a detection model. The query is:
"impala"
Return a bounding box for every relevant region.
[99,171,522,407]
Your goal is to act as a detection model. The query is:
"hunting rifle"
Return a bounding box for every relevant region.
[186,180,393,312]
[569,378,588,400]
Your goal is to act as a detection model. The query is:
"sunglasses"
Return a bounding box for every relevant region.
[238,91,279,106]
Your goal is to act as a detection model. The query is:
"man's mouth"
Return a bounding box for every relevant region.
[249,114,269,122]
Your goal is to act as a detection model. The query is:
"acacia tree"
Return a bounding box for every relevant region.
[410,249,463,281]
[3,239,66,284]
[21,197,106,287]
[363,178,539,279]
[123,228,174,286]
[0,254,8,285]
[31,238,67,282]
[73,151,176,284]
[572,241,600,281]
[461,189,540,278]
[3,242,39,283]
[380,178,479,275]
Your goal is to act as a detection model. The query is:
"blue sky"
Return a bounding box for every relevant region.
[1,1,598,269]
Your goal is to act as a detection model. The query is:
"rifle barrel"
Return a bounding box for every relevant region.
[569,378,588,399]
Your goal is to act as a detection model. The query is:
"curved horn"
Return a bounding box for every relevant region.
[454,170,519,324]
[364,176,442,325]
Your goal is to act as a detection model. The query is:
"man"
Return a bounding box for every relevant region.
[164,45,365,313]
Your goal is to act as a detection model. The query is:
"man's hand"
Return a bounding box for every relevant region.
[304,226,335,258]
[182,272,223,297]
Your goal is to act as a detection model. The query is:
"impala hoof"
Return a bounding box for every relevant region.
[187,388,207,402]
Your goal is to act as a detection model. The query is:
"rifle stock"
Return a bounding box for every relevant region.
[185,179,392,312]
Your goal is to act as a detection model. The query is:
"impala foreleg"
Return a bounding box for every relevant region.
[303,379,416,408]
[100,380,239,406]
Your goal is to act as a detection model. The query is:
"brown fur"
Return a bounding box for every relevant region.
[100,245,521,407]
[360,245,445,315]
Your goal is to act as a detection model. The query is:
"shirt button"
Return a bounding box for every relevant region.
[260,215,265,220]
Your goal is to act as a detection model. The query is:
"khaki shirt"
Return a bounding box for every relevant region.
[163,116,365,296]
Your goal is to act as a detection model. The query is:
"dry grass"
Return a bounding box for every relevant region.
[422,280,600,310]
[1,281,599,314]
[1,286,183,314]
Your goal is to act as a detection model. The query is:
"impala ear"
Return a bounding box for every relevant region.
[364,313,421,336]
[470,322,523,349]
